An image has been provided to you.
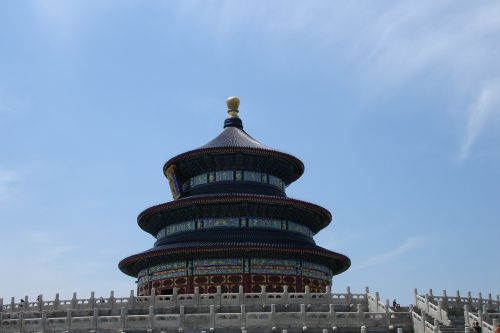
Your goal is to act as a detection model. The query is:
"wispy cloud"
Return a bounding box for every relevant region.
[167,1,500,158]
[0,169,20,203]
[458,81,500,160]
[24,230,75,262]
[356,237,424,269]
[32,0,80,38]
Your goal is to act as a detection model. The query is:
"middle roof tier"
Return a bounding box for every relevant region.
[138,193,332,236]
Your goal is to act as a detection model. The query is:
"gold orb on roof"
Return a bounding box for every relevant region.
[226,96,240,117]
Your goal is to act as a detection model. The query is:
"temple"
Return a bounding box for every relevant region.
[2,98,500,333]
[119,97,350,296]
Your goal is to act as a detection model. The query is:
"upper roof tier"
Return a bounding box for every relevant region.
[163,97,304,199]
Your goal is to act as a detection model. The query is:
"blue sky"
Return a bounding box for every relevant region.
[1,1,499,304]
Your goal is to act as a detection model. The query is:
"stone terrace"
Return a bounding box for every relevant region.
[0,287,412,333]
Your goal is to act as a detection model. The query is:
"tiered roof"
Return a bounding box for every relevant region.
[119,97,350,281]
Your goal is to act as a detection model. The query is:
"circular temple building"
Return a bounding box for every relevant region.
[119,97,350,296]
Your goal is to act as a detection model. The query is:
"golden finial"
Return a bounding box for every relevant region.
[226,96,240,118]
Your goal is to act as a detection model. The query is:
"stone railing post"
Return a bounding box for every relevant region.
[38,294,43,311]
[17,311,23,333]
[195,287,201,306]
[496,295,500,309]
[434,319,440,333]
[305,286,311,305]
[179,306,185,331]
[283,285,290,307]
[375,292,380,311]
[10,297,15,311]
[150,288,156,308]
[71,292,77,309]
[90,291,95,310]
[41,310,47,333]
[240,304,246,328]
[173,287,178,307]
[92,308,99,331]
[357,304,363,320]
[442,290,448,308]
[261,285,267,308]
[386,300,391,325]
[271,304,277,328]
[128,290,135,308]
[425,294,430,313]
[0,298,3,312]
[24,295,29,308]
[492,319,497,330]
[110,290,116,310]
[465,327,470,333]
[479,293,483,309]
[464,305,470,326]
[347,286,352,305]
[414,289,419,308]
[467,292,472,308]
[300,304,306,327]
[456,290,461,307]
[329,304,336,327]
[209,305,216,330]
[54,293,60,310]
[120,307,127,330]
[429,289,434,300]
[215,286,221,307]
[438,300,443,321]
[148,306,154,330]
[477,310,483,328]
[238,285,244,306]
[66,309,72,331]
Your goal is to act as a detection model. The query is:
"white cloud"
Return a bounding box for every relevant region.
[24,230,75,262]
[356,237,424,269]
[458,81,500,160]
[32,0,80,37]
[0,169,20,203]
[170,1,500,158]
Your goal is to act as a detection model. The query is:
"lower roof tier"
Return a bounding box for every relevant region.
[138,193,332,235]
[118,241,350,277]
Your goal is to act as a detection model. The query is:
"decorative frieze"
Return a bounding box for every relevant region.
[182,170,285,192]
[155,217,313,239]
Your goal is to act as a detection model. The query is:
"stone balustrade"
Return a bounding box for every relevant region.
[413,292,449,324]
[415,289,500,311]
[0,304,413,333]
[464,306,499,333]
[0,286,372,315]
[367,291,394,314]
[411,310,440,333]
[0,287,415,333]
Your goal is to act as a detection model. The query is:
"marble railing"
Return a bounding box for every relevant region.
[0,286,369,314]
[0,304,413,333]
[367,292,394,314]
[412,310,441,333]
[414,293,449,324]
[417,289,500,311]
[464,307,499,333]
